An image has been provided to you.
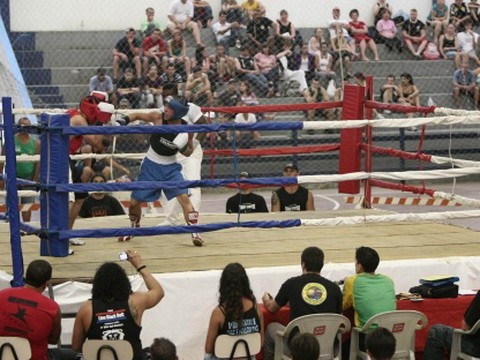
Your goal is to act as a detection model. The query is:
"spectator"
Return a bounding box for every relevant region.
[0,259,61,360]
[141,7,163,38]
[456,19,480,67]
[217,78,241,123]
[398,72,421,118]
[78,173,125,218]
[112,28,142,82]
[226,171,268,213]
[193,0,213,28]
[271,163,315,212]
[254,44,280,97]
[276,39,308,95]
[402,9,428,59]
[450,0,471,32]
[349,9,380,61]
[222,0,244,24]
[331,28,355,77]
[376,9,403,53]
[365,327,397,360]
[246,9,274,53]
[194,46,219,93]
[185,65,214,106]
[315,42,336,88]
[166,30,192,80]
[308,28,326,56]
[234,102,261,142]
[423,289,480,359]
[291,42,317,86]
[89,67,116,106]
[160,64,184,97]
[150,338,178,360]
[380,75,400,112]
[0,117,40,222]
[204,262,264,358]
[327,7,356,54]
[166,0,203,47]
[427,0,449,45]
[72,251,165,359]
[239,80,259,106]
[141,64,164,108]
[209,44,237,81]
[453,61,479,110]
[212,10,241,55]
[142,28,167,75]
[241,0,265,22]
[262,246,342,360]
[470,0,480,25]
[439,23,460,66]
[116,68,141,109]
[275,10,302,49]
[373,0,393,26]
[304,77,333,122]
[235,46,269,96]
[343,247,396,351]
[290,333,320,360]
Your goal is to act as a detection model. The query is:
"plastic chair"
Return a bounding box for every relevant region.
[0,337,31,360]
[214,332,261,359]
[349,310,428,360]
[274,313,351,360]
[82,339,133,360]
[450,319,480,360]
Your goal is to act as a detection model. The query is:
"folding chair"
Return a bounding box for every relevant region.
[214,332,261,359]
[349,310,427,360]
[274,313,351,360]
[82,339,133,360]
[450,319,480,360]
[0,337,31,360]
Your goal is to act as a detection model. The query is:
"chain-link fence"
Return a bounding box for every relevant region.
[2,0,480,189]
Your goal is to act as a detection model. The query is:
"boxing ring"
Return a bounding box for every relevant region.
[2,81,480,358]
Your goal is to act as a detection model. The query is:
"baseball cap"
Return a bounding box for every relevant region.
[239,171,251,178]
[164,96,189,119]
[284,163,299,171]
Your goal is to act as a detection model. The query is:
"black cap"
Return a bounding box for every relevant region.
[97,67,106,75]
[284,163,299,171]
[239,171,251,178]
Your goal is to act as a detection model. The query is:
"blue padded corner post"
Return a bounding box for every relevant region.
[3,97,24,286]
[39,113,70,257]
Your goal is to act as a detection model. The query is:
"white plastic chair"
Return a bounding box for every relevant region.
[0,337,31,360]
[349,310,427,360]
[274,313,351,360]
[214,332,261,359]
[450,319,480,360]
[82,339,133,360]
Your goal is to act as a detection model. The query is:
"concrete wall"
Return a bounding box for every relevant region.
[10,0,442,32]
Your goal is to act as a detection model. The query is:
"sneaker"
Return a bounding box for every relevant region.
[68,249,75,255]
[383,109,392,114]
[69,238,85,246]
[192,233,204,247]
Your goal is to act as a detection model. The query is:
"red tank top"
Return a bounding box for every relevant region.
[67,108,84,154]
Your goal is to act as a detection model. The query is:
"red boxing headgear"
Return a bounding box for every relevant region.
[90,91,109,102]
[79,95,114,124]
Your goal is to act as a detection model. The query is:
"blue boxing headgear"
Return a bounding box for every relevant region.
[164,96,189,119]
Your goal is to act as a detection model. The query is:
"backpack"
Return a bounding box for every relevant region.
[423,42,440,60]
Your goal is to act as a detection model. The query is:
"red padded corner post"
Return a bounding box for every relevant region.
[338,84,365,194]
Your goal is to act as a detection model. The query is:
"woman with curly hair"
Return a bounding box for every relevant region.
[71,250,164,360]
[204,262,264,359]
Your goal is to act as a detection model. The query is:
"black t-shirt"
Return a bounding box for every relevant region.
[450,3,470,18]
[402,19,426,37]
[238,56,255,71]
[79,194,125,218]
[115,37,141,59]
[464,291,480,344]
[117,77,140,90]
[247,17,273,42]
[275,273,343,321]
[226,193,269,213]
[275,186,309,211]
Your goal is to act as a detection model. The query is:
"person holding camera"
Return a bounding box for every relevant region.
[71,250,164,360]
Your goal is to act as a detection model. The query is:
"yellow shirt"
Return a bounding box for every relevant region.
[241,0,261,11]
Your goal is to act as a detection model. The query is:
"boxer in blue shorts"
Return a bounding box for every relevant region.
[120,98,204,246]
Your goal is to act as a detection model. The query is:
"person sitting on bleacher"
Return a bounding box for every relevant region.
[373,0,393,26]
[254,43,281,97]
[376,9,403,54]
[380,75,400,112]
[116,68,141,109]
[192,0,213,28]
[327,7,357,56]
[89,67,116,107]
[72,251,164,360]
[141,7,163,38]
[167,30,192,81]
[276,39,308,96]
[262,246,341,360]
[426,0,449,46]
[402,9,428,59]
[185,65,214,106]
[212,10,242,55]
[112,28,142,82]
[450,0,471,32]
[439,23,460,66]
[166,0,203,47]
[235,46,270,97]
[142,28,167,75]
[275,10,303,50]
[161,64,185,97]
[304,76,333,122]
[246,9,274,54]
[209,44,237,82]
[0,260,62,360]
[222,0,244,24]
[141,64,164,108]
[453,61,479,110]
[456,19,480,67]
[241,0,265,22]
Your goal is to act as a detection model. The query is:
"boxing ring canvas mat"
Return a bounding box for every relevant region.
[1,208,480,360]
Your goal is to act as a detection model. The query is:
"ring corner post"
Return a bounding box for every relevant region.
[338,84,363,195]
[39,113,70,257]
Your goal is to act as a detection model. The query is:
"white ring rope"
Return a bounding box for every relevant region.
[433,192,480,208]
[434,107,480,116]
